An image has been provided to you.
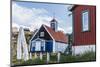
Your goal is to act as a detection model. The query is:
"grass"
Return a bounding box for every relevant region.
[60,51,96,63]
[12,51,96,66]
[21,58,46,65]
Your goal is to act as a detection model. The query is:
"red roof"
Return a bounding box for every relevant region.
[43,25,68,43]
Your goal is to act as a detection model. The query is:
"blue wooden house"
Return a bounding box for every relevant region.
[29,18,68,53]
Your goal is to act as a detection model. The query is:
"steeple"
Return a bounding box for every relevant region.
[50,17,58,31]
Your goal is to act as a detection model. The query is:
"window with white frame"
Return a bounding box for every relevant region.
[31,41,35,51]
[40,32,44,37]
[35,41,41,51]
[32,42,35,47]
[82,10,89,31]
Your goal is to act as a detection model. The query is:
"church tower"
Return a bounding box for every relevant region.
[50,18,58,31]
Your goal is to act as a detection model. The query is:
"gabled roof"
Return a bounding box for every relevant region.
[69,5,78,11]
[43,25,68,43]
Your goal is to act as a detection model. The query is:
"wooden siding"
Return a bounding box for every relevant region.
[72,5,96,46]
[31,25,52,41]
[55,42,68,53]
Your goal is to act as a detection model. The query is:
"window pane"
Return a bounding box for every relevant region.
[82,11,89,31]
[40,32,44,37]
[35,41,41,51]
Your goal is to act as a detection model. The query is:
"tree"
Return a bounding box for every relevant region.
[64,33,72,55]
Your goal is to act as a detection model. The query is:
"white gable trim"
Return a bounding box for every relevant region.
[30,25,55,41]
[32,38,44,42]
[43,25,54,41]
[30,29,39,41]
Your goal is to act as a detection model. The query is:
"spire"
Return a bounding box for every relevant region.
[53,12,55,19]
[50,13,58,31]
[50,12,57,22]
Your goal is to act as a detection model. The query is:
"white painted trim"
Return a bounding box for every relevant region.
[31,39,46,52]
[35,41,41,51]
[30,26,41,41]
[43,40,45,51]
[53,40,56,53]
[31,25,55,41]
[32,38,44,42]
[43,25,55,41]
[29,40,31,52]
[72,44,96,55]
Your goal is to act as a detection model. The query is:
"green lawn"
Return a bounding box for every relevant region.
[11,51,96,66]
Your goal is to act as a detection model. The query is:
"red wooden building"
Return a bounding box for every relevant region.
[70,5,96,55]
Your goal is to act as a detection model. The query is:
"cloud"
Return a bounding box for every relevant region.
[30,16,52,31]
[58,27,65,33]
[12,23,19,28]
[66,27,72,34]
[58,26,72,34]
[12,2,48,23]
[12,2,52,31]
[12,2,72,34]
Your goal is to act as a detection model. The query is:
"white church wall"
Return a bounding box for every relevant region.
[55,42,68,53]
[72,44,96,55]
[53,40,56,53]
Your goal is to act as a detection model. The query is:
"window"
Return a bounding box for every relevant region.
[31,42,35,52]
[51,23,55,29]
[40,32,44,37]
[82,10,89,31]
[32,42,35,47]
[35,41,41,51]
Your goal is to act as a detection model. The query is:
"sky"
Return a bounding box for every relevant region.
[12,1,73,34]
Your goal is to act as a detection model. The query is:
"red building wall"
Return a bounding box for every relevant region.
[72,5,96,46]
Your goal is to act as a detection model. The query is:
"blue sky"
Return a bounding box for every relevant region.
[12,1,72,34]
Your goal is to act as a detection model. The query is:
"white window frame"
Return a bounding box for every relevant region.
[82,10,90,31]
[40,32,44,37]
[32,41,35,47]
[35,41,41,51]
[51,23,55,29]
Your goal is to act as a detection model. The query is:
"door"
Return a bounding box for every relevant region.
[45,41,53,52]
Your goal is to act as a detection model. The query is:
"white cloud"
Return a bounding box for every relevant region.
[12,23,19,28]
[58,27,65,33]
[12,2,52,31]
[66,27,72,34]
[30,16,52,31]
[12,2,48,23]
[12,2,72,34]
[58,26,72,34]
